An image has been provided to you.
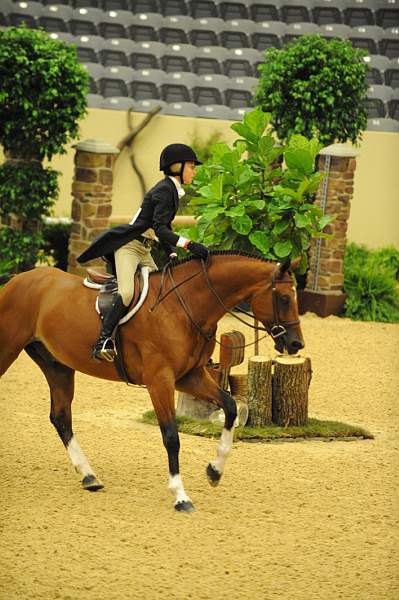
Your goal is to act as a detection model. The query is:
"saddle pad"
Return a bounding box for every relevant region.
[83,267,150,324]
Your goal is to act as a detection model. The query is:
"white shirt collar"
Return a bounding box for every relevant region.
[169,176,185,198]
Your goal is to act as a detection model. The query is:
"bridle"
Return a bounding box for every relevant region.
[150,257,300,348]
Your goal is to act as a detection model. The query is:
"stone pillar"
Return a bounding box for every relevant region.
[67,139,119,276]
[300,144,358,317]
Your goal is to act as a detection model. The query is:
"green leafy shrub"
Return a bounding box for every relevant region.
[0,161,59,221]
[0,27,89,160]
[255,35,368,146]
[0,26,88,275]
[183,108,333,271]
[42,218,72,271]
[344,243,399,323]
[178,130,225,216]
[0,162,59,271]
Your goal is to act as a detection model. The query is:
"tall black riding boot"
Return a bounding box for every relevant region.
[92,294,127,362]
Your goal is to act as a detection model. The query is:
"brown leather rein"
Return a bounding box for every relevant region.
[149,258,300,349]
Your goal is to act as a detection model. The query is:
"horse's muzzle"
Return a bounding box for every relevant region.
[274,335,304,355]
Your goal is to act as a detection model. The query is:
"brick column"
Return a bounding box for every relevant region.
[67,139,119,276]
[300,144,358,317]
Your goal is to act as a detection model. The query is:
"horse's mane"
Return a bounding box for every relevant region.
[154,250,275,272]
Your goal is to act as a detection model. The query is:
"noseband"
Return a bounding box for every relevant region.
[268,269,301,339]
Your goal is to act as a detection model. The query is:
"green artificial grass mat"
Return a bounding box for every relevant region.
[142,410,373,442]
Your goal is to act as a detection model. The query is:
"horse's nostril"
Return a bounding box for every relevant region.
[292,340,304,350]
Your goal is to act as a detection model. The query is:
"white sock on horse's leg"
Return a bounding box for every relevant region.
[211,427,234,475]
[169,474,192,506]
[67,436,96,478]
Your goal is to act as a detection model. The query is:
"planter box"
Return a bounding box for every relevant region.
[298,289,346,318]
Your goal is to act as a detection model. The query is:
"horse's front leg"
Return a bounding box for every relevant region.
[176,367,237,488]
[145,368,195,513]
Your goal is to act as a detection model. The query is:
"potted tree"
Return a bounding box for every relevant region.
[253,35,369,315]
[182,107,333,274]
[0,26,88,277]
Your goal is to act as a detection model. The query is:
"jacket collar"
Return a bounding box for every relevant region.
[168,176,185,199]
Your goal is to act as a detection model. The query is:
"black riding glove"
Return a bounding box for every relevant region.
[187,241,209,259]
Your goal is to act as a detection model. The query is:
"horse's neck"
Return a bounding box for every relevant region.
[171,256,272,324]
[207,256,271,302]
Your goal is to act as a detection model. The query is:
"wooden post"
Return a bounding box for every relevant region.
[272,356,312,426]
[247,356,273,426]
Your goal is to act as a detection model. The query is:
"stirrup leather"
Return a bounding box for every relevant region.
[93,337,117,362]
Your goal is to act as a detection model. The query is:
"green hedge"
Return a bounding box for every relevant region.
[343,243,399,323]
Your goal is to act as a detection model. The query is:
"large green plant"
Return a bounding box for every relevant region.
[255,35,368,146]
[0,26,89,160]
[0,161,59,271]
[344,243,399,323]
[183,108,333,271]
[0,26,88,273]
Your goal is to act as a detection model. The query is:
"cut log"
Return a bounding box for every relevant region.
[272,356,312,426]
[247,355,273,426]
[218,331,245,390]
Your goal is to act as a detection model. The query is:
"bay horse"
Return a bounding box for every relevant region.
[0,251,304,512]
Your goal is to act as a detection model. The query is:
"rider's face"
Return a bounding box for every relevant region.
[182,161,196,185]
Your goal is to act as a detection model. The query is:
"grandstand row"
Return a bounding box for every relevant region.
[2,0,399,130]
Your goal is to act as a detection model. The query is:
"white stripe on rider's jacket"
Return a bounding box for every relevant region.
[177,236,189,248]
[129,208,141,225]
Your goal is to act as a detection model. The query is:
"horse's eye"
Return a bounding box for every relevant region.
[280,295,290,307]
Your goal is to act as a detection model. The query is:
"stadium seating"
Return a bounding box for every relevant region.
[376,0,399,29]
[367,117,399,131]
[365,84,394,117]
[385,57,399,87]
[389,88,399,118]
[312,0,343,25]
[349,25,384,54]
[3,0,399,126]
[163,101,200,116]
[363,54,390,85]
[344,0,375,27]
[380,27,399,58]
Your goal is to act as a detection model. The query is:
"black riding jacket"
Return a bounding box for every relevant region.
[77,177,181,264]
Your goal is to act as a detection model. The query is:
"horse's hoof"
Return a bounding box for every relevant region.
[175,500,196,513]
[82,474,104,491]
[206,463,221,487]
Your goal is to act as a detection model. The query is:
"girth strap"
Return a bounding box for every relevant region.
[114,328,135,385]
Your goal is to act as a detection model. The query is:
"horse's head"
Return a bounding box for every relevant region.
[250,257,304,355]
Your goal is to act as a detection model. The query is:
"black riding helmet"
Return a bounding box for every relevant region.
[159,143,202,181]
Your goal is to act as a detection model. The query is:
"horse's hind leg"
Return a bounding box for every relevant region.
[176,367,237,488]
[25,342,103,491]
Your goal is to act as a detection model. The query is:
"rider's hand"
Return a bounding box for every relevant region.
[187,241,209,260]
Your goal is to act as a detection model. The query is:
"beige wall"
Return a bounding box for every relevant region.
[1,109,398,249]
[348,130,399,249]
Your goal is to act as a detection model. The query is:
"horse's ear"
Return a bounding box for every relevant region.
[290,256,301,271]
[276,257,291,278]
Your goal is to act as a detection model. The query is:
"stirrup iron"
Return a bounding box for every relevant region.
[94,338,117,362]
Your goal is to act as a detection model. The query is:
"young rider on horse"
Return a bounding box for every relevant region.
[77,143,209,362]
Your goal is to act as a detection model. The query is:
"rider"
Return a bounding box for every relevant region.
[77,143,209,362]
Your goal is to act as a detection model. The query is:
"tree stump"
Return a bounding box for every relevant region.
[247,355,273,426]
[272,356,312,426]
